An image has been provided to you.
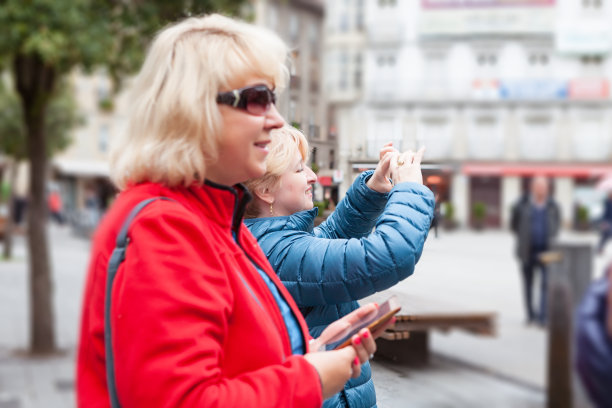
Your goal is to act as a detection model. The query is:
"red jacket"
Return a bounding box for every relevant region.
[77,181,322,408]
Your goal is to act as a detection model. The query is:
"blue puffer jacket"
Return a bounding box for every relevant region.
[245,171,435,408]
[575,275,612,408]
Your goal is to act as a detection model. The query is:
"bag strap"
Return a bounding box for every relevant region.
[104,197,174,408]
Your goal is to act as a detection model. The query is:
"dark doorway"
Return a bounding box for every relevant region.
[469,176,501,228]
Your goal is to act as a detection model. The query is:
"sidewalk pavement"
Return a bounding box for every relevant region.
[0,224,606,407]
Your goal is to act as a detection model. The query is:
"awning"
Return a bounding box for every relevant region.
[53,159,110,177]
[351,163,455,171]
[462,163,612,178]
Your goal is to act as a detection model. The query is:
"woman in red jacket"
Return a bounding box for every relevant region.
[76,14,381,408]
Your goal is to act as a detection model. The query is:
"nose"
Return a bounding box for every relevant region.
[264,103,285,130]
[306,165,317,184]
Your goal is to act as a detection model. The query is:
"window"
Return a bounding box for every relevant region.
[289,14,299,44]
[356,0,364,30]
[583,0,603,8]
[528,53,549,66]
[354,53,362,89]
[339,51,349,90]
[98,124,109,153]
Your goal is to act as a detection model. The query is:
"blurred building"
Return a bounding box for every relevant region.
[51,71,128,216]
[253,0,340,203]
[326,0,612,228]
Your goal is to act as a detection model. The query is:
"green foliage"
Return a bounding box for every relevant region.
[0,0,249,92]
[1,182,10,202]
[98,97,114,112]
[311,162,320,174]
[313,200,329,215]
[443,201,455,221]
[472,201,487,221]
[291,121,302,130]
[577,205,589,224]
[0,78,81,159]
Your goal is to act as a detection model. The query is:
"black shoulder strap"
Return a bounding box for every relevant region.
[104,197,174,408]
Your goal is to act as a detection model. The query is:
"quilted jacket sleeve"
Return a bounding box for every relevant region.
[315,171,388,240]
[575,276,612,408]
[263,182,435,307]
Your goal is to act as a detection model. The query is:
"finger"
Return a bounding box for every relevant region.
[358,329,376,357]
[413,146,426,165]
[379,142,393,160]
[406,150,416,165]
[351,356,362,378]
[351,335,369,364]
[377,151,393,176]
[340,303,379,326]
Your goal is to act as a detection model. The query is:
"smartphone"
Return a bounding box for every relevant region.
[323,296,401,351]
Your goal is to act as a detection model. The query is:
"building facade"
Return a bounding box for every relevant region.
[326,0,612,228]
[254,0,340,203]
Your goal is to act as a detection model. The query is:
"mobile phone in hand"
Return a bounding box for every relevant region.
[323,296,401,351]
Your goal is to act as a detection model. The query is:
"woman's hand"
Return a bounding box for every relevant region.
[367,142,399,193]
[303,347,360,400]
[305,303,387,400]
[390,146,425,186]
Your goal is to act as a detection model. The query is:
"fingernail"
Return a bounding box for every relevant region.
[362,331,370,339]
[354,357,360,366]
[353,336,361,345]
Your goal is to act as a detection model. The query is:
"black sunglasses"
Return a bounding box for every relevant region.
[216,84,276,116]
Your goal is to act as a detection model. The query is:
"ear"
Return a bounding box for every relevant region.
[253,186,275,205]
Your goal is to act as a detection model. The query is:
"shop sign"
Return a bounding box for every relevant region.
[556,23,612,54]
[499,79,567,100]
[568,79,610,100]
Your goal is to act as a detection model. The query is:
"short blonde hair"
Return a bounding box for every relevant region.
[244,124,309,218]
[110,14,289,190]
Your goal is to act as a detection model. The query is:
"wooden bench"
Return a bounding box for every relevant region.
[363,291,497,365]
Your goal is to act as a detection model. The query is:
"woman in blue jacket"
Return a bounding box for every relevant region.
[244,125,435,408]
[575,266,612,408]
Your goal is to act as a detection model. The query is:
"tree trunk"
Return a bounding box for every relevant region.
[2,160,18,259]
[14,54,57,354]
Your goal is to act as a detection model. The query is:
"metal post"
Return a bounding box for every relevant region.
[541,243,593,408]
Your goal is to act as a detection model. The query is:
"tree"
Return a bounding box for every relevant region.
[0,0,247,354]
[0,79,81,259]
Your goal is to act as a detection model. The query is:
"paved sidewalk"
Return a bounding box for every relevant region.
[0,225,605,407]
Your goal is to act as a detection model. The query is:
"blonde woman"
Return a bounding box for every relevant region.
[77,15,382,408]
[244,125,435,408]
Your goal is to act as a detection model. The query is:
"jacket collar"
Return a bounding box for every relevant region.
[244,208,318,237]
[188,180,252,233]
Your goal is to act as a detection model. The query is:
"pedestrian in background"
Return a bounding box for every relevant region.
[511,175,561,326]
[47,186,64,225]
[244,125,434,408]
[77,14,381,408]
[575,264,612,407]
[597,191,612,255]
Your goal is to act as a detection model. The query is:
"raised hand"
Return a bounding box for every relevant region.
[367,142,399,193]
[390,146,425,186]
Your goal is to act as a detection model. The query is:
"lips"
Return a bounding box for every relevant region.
[254,140,270,149]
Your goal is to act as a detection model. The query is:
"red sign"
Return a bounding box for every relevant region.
[422,0,555,8]
[318,176,333,186]
[463,163,612,178]
[568,79,610,100]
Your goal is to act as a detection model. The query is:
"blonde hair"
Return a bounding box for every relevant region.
[244,124,309,218]
[110,14,289,190]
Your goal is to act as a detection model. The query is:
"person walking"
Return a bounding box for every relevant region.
[77,14,381,408]
[244,125,434,408]
[511,175,561,326]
